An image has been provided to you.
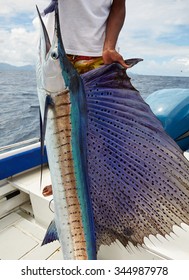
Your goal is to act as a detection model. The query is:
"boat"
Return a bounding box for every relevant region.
[1,88,189,260]
[146,88,189,152]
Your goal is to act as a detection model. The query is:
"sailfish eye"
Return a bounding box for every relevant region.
[51,49,59,60]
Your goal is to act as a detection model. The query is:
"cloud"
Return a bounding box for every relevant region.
[0,0,188,76]
[118,0,188,54]
[0,1,48,66]
[118,0,189,76]
[0,0,48,16]
[0,20,38,66]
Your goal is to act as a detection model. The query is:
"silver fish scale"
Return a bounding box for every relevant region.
[81,64,189,248]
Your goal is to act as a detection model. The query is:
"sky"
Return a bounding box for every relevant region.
[0,0,189,76]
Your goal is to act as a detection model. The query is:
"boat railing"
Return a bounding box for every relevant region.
[0,138,48,179]
[0,138,40,153]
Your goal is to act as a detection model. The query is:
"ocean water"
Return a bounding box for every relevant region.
[0,70,189,149]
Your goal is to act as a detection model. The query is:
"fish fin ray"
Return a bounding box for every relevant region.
[42,219,59,246]
[82,63,189,247]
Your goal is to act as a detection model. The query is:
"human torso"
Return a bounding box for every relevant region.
[58,0,113,56]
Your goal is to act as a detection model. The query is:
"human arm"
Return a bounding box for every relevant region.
[102,0,129,68]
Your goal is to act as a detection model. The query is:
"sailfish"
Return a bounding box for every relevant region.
[36,5,189,260]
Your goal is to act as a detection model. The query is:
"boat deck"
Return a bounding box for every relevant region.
[0,167,62,260]
[1,165,189,260]
[0,211,62,260]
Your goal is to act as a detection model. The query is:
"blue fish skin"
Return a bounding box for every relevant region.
[56,9,97,260]
[81,63,189,249]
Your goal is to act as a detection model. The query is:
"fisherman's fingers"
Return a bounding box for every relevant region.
[102,49,130,68]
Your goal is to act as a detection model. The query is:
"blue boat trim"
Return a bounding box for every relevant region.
[0,146,48,180]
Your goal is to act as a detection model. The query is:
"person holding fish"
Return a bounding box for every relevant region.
[37,0,189,261]
[42,0,128,74]
[42,0,128,196]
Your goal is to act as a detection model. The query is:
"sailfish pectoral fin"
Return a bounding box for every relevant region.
[40,95,54,156]
[39,95,54,187]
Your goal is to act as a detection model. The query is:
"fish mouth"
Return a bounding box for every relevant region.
[36,5,66,93]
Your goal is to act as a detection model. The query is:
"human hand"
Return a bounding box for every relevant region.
[102,49,130,69]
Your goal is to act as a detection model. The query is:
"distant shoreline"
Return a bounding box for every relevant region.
[0,62,188,78]
[0,63,34,71]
